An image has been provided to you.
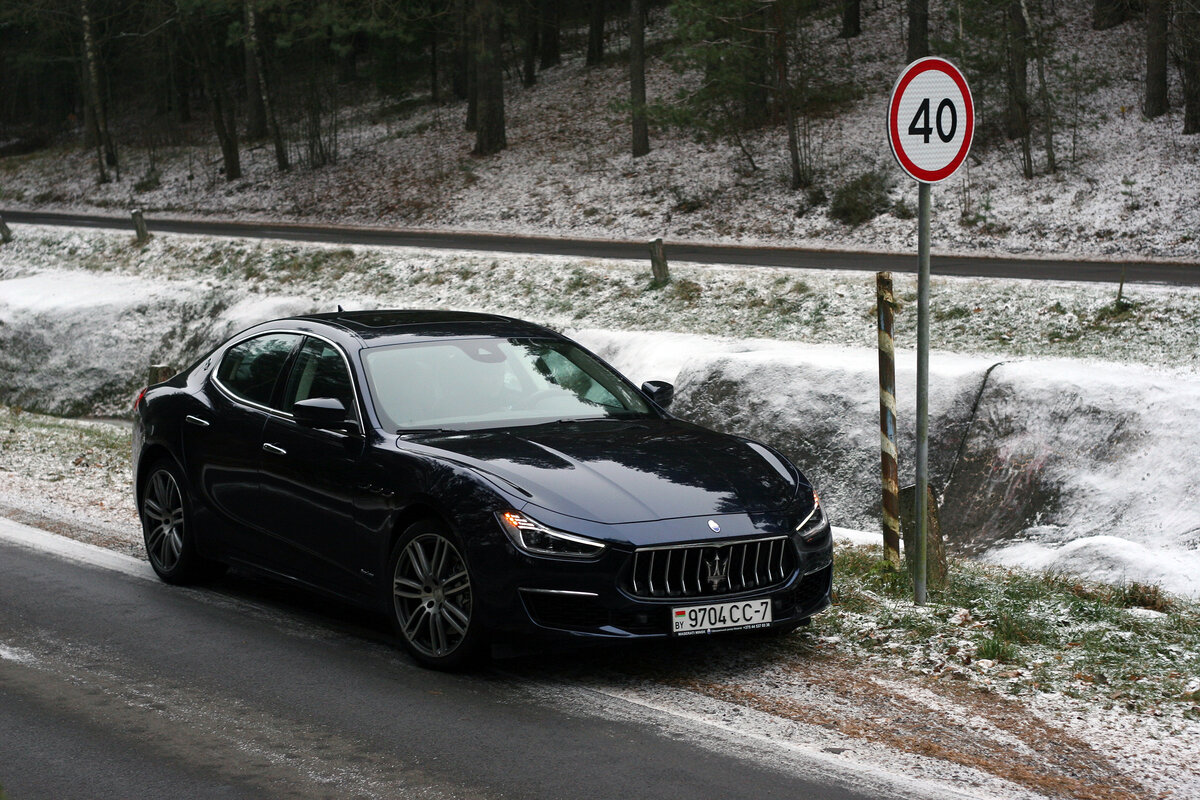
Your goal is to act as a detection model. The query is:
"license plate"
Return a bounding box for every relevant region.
[672,598,772,636]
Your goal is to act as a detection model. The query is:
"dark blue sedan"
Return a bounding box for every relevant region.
[133,310,832,669]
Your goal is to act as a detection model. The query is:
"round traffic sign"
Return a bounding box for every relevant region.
[888,57,974,184]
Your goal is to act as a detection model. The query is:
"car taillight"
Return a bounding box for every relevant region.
[133,387,147,411]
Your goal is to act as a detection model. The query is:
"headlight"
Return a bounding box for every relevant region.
[794,491,828,544]
[497,511,607,559]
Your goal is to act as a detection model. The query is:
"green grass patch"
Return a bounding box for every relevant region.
[819,543,1200,711]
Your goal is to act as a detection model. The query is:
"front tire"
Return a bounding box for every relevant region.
[388,520,487,670]
[139,459,220,584]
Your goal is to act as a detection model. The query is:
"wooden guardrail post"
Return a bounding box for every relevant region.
[649,237,669,287]
[132,209,149,244]
[148,363,172,385]
[0,215,12,244]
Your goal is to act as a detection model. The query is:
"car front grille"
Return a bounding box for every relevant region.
[626,536,796,600]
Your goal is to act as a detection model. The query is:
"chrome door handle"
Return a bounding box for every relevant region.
[185,415,210,427]
[262,443,287,456]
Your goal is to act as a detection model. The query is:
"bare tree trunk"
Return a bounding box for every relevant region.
[742,8,771,127]
[465,6,478,132]
[1007,0,1033,178]
[1183,4,1200,133]
[630,0,649,157]
[202,66,242,180]
[244,37,266,139]
[430,21,440,103]
[587,0,605,66]
[173,43,191,124]
[774,1,803,188]
[473,0,506,155]
[907,0,929,61]
[81,0,115,182]
[1144,0,1169,118]
[245,1,287,171]
[520,0,538,86]
[841,0,861,39]
[184,8,241,181]
[452,0,469,100]
[539,0,560,69]
[1024,0,1055,173]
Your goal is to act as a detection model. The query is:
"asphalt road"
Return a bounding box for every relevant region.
[3,209,1198,286]
[0,521,938,800]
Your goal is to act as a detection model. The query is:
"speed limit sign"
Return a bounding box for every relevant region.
[888,57,974,184]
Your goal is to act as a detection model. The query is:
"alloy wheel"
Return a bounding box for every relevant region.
[143,468,185,573]
[392,532,473,659]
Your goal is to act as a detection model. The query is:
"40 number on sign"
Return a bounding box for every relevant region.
[907,97,957,145]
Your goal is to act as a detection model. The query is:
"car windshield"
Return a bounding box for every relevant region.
[362,337,655,431]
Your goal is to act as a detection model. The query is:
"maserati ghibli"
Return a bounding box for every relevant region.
[132,310,833,669]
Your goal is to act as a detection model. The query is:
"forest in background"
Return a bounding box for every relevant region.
[2,0,1198,185]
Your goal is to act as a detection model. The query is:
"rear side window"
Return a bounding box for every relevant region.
[216,333,301,408]
[282,337,356,418]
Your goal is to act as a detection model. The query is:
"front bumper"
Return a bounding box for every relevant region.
[472,513,834,639]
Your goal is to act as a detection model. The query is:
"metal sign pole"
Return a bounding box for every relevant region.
[889,56,971,605]
[915,181,931,606]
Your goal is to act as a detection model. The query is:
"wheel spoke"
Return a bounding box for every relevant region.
[393,577,423,599]
[405,543,431,583]
[144,496,165,519]
[166,531,182,565]
[431,537,449,578]
[146,524,165,554]
[404,605,429,638]
[443,601,469,634]
[443,570,470,594]
[431,612,447,655]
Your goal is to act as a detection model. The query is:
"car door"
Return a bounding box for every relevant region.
[183,332,302,559]
[258,335,372,598]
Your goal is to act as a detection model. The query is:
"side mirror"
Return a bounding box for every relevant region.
[641,380,674,409]
[293,397,357,432]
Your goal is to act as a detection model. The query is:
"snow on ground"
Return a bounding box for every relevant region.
[579,329,1200,598]
[3,228,1200,797]
[942,359,1200,596]
[2,223,1199,601]
[1,2,1197,263]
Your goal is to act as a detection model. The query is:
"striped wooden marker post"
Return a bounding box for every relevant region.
[876,272,902,568]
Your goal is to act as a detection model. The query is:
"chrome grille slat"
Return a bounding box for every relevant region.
[625,536,795,600]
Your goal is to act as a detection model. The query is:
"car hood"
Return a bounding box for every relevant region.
[405,419,802,524]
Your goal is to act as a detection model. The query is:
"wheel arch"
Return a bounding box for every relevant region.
[386,501,458,565]
[135,444,183,506]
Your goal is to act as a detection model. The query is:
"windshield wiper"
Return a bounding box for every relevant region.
[396,427,455,436]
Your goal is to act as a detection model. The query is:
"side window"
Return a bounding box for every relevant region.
[282,338,355,419]
[216,333,301,408]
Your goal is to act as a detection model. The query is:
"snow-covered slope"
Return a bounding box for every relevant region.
[1,2,1197,262]
[2,226,1198,596]
[580,330,1200,598]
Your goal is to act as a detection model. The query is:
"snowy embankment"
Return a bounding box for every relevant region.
[578,331,1200,598]
[1,237,1197,597]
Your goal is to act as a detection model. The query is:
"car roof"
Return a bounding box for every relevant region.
[281,309,562,346]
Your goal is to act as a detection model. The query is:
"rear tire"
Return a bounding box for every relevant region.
[388,520,488,671]
[139,459,223,584]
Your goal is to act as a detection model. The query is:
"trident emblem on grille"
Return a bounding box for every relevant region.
[705,554,730,591]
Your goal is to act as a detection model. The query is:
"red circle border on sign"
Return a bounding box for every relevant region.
[888,57,974,184]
